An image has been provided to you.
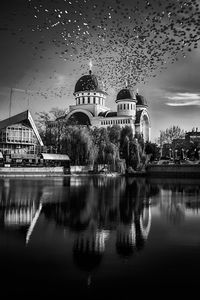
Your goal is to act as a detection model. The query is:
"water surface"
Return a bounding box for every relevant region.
[0,176,200,297]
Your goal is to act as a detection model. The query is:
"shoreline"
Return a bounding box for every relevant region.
[2,163,200,178]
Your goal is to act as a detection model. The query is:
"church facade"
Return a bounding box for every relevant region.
[63,70,151,142]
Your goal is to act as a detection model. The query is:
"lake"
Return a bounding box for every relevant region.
[0,176,200,297]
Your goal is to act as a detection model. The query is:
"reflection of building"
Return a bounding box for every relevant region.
[0,110,43,155]
[53,70,151,141]
[0,179,43,244]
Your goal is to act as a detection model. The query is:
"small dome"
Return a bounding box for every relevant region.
[116,88,136,101]
[136,94,148,106]
[74,71,104,94]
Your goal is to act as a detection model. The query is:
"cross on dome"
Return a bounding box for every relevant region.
[89,60,93,74]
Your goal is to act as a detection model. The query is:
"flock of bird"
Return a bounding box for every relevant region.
[1,0,200,100]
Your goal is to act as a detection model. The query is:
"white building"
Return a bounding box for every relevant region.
[64,70,151,141]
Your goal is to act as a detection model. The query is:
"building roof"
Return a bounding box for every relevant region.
[74,70,105,94]
[98,111,117,118]
[116,88,136,102]
[0,110,44,146]
[136,94,148,106]
[41,153,70,160]
[105,112,117,118]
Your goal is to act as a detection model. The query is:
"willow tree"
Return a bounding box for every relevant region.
[61,126,97,165]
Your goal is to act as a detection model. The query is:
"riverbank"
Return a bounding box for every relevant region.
[0,167,124,177]
[146,163,200,178]
[2,164,200,178]
[0,166,65,177]
[125,171,146,177]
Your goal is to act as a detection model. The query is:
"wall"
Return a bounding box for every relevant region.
[146,164,200,178]
[0,167,64,177]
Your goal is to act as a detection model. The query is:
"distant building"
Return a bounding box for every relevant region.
[56,70,151,141]
[185,129,200,143]
[162,128,200,159]
[0,110,43,155]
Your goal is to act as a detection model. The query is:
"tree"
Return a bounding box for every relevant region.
[61,126,97,165]
[92,127,110,165]
[145,142,160,161]
[158,126,185,146]
[35,107,66,149]
[107,125,121,146]
[120,126,134,165]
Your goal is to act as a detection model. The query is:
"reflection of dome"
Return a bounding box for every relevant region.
[73,237,103,272]
[73,250,102,272]
[116,88,136,101]
[73,231,108,271]
[116,225,136,258]
[136,94,148,106]
[116,239,135,257]
[74,71,104,93]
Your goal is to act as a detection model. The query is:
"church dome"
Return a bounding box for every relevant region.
[136,94,148,106]
[116,88,136,102]
[74,70,104,94]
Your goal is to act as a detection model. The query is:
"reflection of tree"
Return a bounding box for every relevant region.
[158,180,200,224]
[43,183,91,231]
[160,193,185,225]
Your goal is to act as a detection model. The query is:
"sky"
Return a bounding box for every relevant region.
[0,0,200,142]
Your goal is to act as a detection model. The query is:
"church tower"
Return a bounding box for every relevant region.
[115,85,137,119]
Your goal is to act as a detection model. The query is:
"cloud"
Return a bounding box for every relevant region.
[165,93,200,107]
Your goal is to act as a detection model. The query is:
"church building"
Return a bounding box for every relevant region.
[62,69,151,142]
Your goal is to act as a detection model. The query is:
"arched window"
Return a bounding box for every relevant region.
[127,104,129,109]
[124,104,126,110]
[88,97,90,103]
[93,97,95,104]
[83,97,85,104]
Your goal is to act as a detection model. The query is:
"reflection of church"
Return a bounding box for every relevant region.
[0,177,153,275]
[42,177,152,272]
[63,69,151,142]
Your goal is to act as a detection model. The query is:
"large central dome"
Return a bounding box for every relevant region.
[74,71,104,93]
